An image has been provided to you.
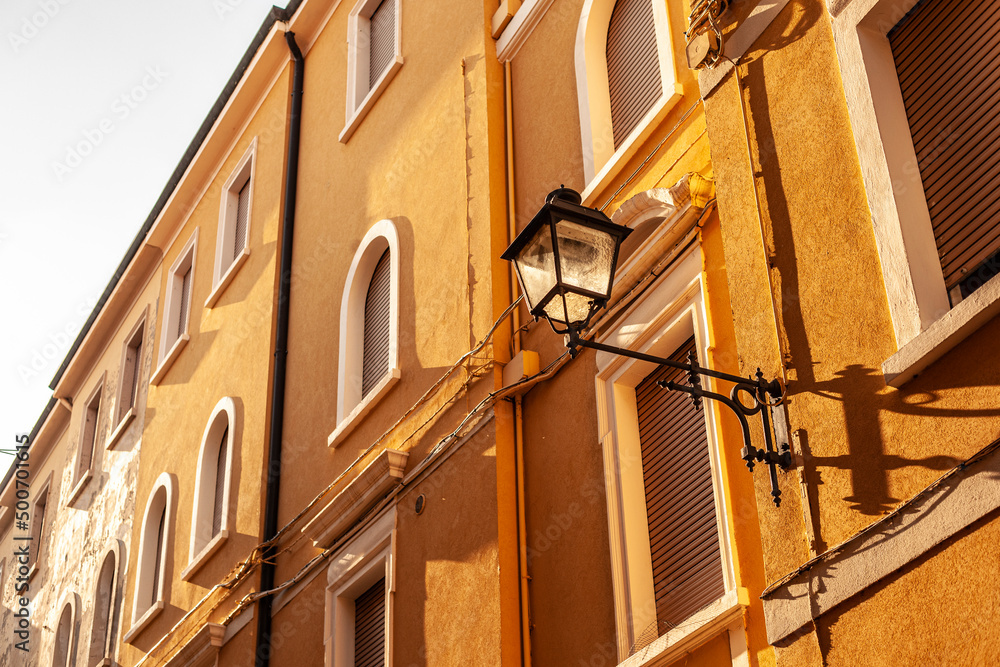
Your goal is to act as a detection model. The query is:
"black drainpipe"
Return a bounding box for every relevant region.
[255,30,303,667]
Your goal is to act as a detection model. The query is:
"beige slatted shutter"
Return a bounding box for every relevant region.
[369,0,394,90]
[635,337,724,638]
[607,0,661,149]
[150,509,165,608]
[889,0,1000,299]
[354,577,386,667]
[119,329,142,415]
[362,250,391,398]
[234,180,250,262]
[212,427,229,536]
[178,266,192,338]
[80,392,100,476]
[54,605,72,667]
[90,553,116,665]
[31,489,48,568]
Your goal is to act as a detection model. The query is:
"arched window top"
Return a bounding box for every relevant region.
[126,472,175,642]
[89,541,123,666]
[52,593,78,667]
[575,0,678,186]
[183,398,237,580]
[331,220,401,447]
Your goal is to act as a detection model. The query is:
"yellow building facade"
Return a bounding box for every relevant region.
[4,0,999,666]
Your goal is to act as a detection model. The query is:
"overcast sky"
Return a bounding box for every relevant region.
[0,0,288,474]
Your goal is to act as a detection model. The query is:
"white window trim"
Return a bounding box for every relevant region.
[207,139,256,309]
[829,0,1000,385]
[594,240,737,662]
[111,311,148,444]
[330,219,401,448]
[575,0,682,195]
[324,509,395,667]
[69,374,105,505]
[53,592,80,667]
[340,0,404,144]
[154,229,199,383]
[182,397,237,581]
[126,472,175,643]
[90,540,123,667]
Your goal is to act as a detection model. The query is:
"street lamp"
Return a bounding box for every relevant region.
[503,187,792,506]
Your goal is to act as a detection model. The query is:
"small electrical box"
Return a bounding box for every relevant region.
[502,349,540,393]
[686,29,719,70]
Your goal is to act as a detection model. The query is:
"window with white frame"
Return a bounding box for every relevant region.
[575,0,679,186]
[88,544,121,667]
[156,230,198,380]
[115,315,146,429]
[52,598,77,667]
[330,220,400,447]
[73,379,104,493]
[127,473,174,640]
[183,398,236,579]
[209,141,255,304]
[341,0,403,142]
[831,0,1000,381]
[324,510,394,667]
[594,221,738,661]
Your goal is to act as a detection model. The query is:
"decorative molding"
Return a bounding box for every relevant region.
[302,449,408,548]
[165,623,226,667]
[761,440,1000,645]
[495,0,556,62]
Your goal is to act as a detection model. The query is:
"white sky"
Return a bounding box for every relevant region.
[0,0,288,475]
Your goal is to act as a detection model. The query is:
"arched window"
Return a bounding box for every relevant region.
[127,473,175,640]
[52,596,77,667]
[330,220,401,447]
[575,0,678,184]
[183,398,236,579]
[88,543,122,666]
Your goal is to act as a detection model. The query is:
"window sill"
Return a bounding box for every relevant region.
[107,408,135,450]
[328,369,401,448]
[883,272,1000,387]
[28,562,39,581]
[181,530,229,582]
[205,248,250,309]
[339,57,404,144]
[580,87,683,207]
[66,470,93,506]
[620,589,744,667]
[150,334,190,386]
[124,599,164,644]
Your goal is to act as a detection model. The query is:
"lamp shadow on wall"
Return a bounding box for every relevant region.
[739,0,1000,554]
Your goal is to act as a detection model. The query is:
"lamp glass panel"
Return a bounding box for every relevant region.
[514,225,557,311]
[543,292,592,326]
[555,219,616,299]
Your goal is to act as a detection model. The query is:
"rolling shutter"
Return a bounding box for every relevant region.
[121,339,139,413]
[80,395,99,473]
[150,509,166,608]
[354,577,386,667]
[212,427,229,536]
[362,250,391,398]
[369,0,395,90]
[607,0,662,149]
[178,266,192,339]
[635,336,724,636]
[234,180,250,261]
[889,0,1000,294]
[54,605,72,667]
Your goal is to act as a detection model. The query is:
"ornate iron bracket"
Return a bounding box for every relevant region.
[566,329,791,507]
